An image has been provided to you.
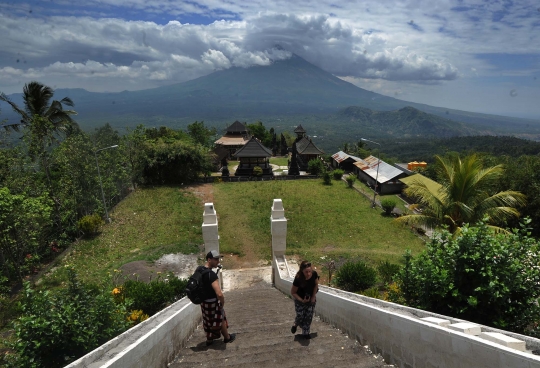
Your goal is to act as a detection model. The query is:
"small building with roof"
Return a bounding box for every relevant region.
[214,121,251,158]
[331,151,364,172]
[233,136,274,176]
[289,125,325,171]
[354,155,408,195]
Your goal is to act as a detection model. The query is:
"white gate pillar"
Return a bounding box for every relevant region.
[271,199,287,254]
[202,203,219,255]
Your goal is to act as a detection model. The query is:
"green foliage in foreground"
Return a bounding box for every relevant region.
[398,218,540,335]
[4,269,130,368]
[335,261,377,292]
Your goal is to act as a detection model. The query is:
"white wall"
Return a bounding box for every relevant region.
[65,298,200,368]
[273,255,540,368]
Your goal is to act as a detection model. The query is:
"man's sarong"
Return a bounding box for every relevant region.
[201,298,228,340]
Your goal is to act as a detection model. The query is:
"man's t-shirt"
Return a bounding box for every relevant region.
[293,270,319,299]
[196,266,219,300]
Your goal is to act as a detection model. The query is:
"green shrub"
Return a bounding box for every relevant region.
[335,261,377,292]
[77,214,104,235]
[345,175,356,188]
[7,268,130,368]
[332,169,344,180]
[252,166,263,176]
[397,218,540,335]
[362,287,382,299]
[307,159,324,176]
[322,171,332,185]
[381,198,397,215]
[121,273,188,316]
[377,261,401,284]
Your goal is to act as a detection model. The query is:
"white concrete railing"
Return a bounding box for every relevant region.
[272,254,540,368]
[65,295,200,368]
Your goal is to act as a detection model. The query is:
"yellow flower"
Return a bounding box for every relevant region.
[112,287,122,295]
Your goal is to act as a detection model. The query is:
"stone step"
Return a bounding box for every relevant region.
[174,342,385,368]
[170,285,393,368]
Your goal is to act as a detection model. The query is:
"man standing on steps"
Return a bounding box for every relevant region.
[200,250,236,346]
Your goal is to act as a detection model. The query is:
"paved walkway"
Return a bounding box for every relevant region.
[170,284,393,368]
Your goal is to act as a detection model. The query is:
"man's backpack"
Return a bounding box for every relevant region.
[185,267,211,305]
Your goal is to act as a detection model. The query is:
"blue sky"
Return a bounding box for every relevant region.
[0,0,539,119]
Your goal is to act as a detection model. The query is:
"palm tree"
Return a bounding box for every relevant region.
[0,81,77,134]
[396,154,526,234]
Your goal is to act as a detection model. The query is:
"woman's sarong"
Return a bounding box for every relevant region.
[294,300,316,335]
[201,298,228,340]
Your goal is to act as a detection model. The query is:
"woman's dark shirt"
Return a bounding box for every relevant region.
[293,270,319,299]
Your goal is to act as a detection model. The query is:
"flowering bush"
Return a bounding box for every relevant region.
[397,218,540,335]
[5,268,130,368]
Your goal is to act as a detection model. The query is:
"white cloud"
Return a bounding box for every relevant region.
[0,0,538,118]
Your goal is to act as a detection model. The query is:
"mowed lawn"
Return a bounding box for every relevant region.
[214,180,425,265]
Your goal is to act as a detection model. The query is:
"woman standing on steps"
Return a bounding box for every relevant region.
[290,260,319,339]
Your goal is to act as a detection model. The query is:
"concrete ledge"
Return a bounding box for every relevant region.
[272,255,540,368]
[65,297,200,368]
[481,332,527,352]
[448,322,482,335]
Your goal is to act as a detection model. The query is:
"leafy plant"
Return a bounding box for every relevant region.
[332,169,344,180]
[307,159,324,176]
[322,171,332,185]
[380,198,397,215]
[377,260,401,284]
[7,268,130,368]
[362,287,383,299]
[345,175,356,188]
[397,218,540,335]
[252,165,263,177]
[121,273,188,316]
[335,260,377,292]
[77,213,104,235]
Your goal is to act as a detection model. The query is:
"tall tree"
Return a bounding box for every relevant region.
[396,154,526,233]
[0,81,77,134]
[186,121,217,147]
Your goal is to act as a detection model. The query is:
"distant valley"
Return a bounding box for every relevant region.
[2,54,540,153]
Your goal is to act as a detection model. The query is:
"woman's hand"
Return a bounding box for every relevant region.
[303,295,311,303]
[310,295,316,304]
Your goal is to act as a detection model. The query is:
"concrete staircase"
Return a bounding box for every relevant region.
[170,283,393,368]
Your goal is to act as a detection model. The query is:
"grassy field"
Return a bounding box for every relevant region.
[41,179,425,287]
[214,179,425,265]
[41,187,203,287]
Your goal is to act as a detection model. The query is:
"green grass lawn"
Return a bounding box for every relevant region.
[41,179,424,288]
[43,187,203,287]
[214,179,425,265]
[270,157,289,167]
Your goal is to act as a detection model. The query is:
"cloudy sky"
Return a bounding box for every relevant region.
[0,0,539,118]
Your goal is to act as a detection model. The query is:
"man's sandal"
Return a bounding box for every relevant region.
[223,333,236,343]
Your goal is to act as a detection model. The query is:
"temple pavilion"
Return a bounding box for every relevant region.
[233,136,274,176]
[214,121,250,158]
[291,125,325,171]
